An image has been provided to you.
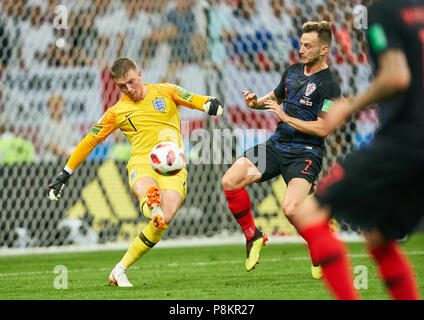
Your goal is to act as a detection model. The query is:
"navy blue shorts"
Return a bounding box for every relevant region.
[243,139,323,191]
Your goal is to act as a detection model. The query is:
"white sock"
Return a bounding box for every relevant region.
[115,262,127,272]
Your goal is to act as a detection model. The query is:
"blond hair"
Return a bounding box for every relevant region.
[110,58,137,81]
[302,21,332,45]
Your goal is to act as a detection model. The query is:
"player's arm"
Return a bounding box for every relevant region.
[323,3,411,133]
[265,78,341,138]
[355,49,410,108]
[243,68,287,110]
[242,90,283,110]
[355,2,411,107]
[165,84,224,116]
[325,50,410,133]
[264,99,332,138]
[47,109,117,200]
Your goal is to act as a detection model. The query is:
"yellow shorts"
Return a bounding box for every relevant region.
[127,164,188,201]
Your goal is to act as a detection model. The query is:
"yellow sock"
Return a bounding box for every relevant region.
[120,221,168,269]
[139,195,151,220]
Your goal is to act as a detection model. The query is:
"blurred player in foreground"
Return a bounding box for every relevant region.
[222,21,341,276]
[47,58,223,287]
[293,0,423,299]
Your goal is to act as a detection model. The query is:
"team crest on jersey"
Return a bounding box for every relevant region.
[305,83,316,96]
[152,98,166,112]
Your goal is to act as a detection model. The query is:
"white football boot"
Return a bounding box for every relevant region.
[108,263,133,287]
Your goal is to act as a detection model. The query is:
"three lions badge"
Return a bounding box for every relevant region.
[152,98,166,112]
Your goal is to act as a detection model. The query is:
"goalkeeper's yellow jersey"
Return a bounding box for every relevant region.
[66,83,211,171]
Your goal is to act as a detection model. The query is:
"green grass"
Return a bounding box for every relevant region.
[0,233,423,300]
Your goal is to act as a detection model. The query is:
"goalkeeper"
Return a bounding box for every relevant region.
[46,58,224,287]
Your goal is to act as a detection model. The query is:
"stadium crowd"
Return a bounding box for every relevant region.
[0,0,374,163]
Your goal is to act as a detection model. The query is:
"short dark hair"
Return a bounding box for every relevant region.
[110,58,137,81]
[302,21,332,45]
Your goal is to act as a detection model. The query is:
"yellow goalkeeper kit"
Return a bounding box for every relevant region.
[66,83,211,200]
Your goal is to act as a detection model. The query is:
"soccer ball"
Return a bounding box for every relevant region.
[149,141,186,176]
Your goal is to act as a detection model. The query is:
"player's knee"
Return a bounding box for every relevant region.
[282,201,299,220]
[222,173,237,191]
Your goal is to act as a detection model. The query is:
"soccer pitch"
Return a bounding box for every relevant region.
[0,233,423,300]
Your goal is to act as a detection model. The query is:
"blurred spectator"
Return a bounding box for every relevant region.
[333,11,356,64]
[140,0,177,82]
[140,0,174,68]
[209,0,233,66]
[353,107,378,150]
[94,0,169,71]
[68,9,100,66]
[109,143,131,162]
[158,0,208,94]
[108,131,131,162]
[288,4,304,32]
[0,13,11,73]
[20,0,55,69]
[46,0,60,24]
[97,0,165,110]
[112,0,154,63]
[0,0,26,70]
[262,0,295,71]
[333,56,352,96]
[0,116,35,164]
[166,0,204,66]
[226,0,273,71]
[326,0,343,29]
[38,94,82,162]
[85,129,130,162]
[39,43,75,67]
[353,31,368,64]
[93,0,121,67]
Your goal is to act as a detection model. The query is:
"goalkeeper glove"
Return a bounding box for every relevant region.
[47,169,71,201]
[203,98,224,116]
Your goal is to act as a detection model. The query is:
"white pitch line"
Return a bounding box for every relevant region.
[0,234,364,257]
[0,252,423,278]
[289,251,424,261]
[0,258,281,277]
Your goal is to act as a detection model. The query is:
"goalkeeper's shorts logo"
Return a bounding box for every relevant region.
[152,98,166,112]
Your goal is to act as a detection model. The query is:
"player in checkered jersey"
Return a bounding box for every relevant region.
[294,0,423,300]
[222,21,341,276]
